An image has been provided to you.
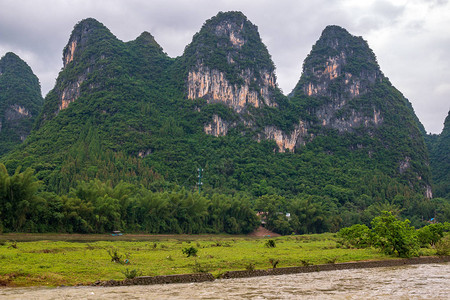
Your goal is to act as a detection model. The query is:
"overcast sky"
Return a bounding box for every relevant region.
[1,0,449,133]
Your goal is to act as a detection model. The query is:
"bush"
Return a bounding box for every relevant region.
[265,240,276,248]
[435,235,450,256]
[107,248,123,263]
[338,224,372,248]
[417,223,450,247]
[371,211,419,258]
[182,246,198,257]
[192,260,208,273]
[269,258,279,268]
[245,262,255,271]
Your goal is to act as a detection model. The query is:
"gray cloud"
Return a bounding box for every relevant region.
[0,0,448,133]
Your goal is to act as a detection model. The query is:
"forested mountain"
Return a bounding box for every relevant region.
[427,111,450,199]
[0,12,447,234]
[0,52,43,155]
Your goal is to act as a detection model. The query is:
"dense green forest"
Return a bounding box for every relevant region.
[426,110,450,199]
[0,53,44,155]
[0,12,449,234]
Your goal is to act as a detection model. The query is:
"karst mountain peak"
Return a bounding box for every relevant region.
[182,11,280,115]
[0,11,440,209]
[0,52,43,155]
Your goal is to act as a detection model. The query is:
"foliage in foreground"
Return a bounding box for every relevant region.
[0,164,259,234]
[0,234,391,287]
[338,211,450,257]
[371,212,419,257]
[1,162,450,236]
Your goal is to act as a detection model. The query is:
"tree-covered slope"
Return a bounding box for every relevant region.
[0,12,442,233]
[288,25,431,195]
[0,52,43,155]
[428,111,450,198]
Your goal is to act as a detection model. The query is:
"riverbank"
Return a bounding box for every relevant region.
[92,256,450,286]
[0,233,442,287]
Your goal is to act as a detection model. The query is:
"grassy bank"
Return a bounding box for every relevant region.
[0,233,436,287]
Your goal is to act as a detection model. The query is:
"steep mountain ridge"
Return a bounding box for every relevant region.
[284,25,431,194]
[177,11,284,138]
[183,12,279,111]
[428,111,450,198]
[0,12,439,229]
[0,52,43,155]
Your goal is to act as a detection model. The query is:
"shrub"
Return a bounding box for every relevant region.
[435,235,450,256]
[107,248,123,263]
[300,259,311,266]
[245,263,255,271]
[338,224,372,248]
[326,256,338,264]
[371,211,419,258]
[121,268,142,279]
[417,223,450,247]
[192,261,208,273]
[269,258,279,268]
[265,240,276,248]
[182,246,198,257]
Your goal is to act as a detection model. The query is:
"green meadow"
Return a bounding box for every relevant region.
[0,233,435,287]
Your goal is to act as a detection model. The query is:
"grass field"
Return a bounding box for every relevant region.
[0,233,435,287]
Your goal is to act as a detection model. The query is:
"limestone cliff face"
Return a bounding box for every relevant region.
[184,11,278,114]
[292,26,384,132]
[188,66,275,113]
[204,114,232,136]
[263,121,310,152]
[4,104,30,120]
[319,106,383,132]
[57,73,87,111]
[55,18,113,113]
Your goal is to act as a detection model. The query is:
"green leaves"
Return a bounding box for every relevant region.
[371,211,419,258]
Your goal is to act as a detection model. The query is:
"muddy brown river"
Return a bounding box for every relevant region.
[1,263,449,299]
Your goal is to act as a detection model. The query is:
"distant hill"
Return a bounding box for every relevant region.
[0,52,43,155]
[427,110,450,198]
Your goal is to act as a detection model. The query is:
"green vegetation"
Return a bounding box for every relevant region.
[370,212,419,257]
[427,110,450,199]
[435,235,450,256]
[0,52,44,155]
[0,163,259,234]
[182,246,198,257]
[0,13,448,237]
[0,233,403,287]
[338,211,450,258]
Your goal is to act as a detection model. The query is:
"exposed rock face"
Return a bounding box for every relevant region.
[321,107,383,132]
[138,149,152,158]
[185,11,278,114]
[293,26,384,133]
[399,156,411,174]
[264,122,309,152]
[425,185,433,199]
[58,74,86,111]
[5,104,30,120]
[204,114,231,137]
[64,40,78,67]
[56,18,109,113]
[302,52,380,101]
[188,66,275,113]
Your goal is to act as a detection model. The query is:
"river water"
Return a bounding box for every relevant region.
[1,263,449,299]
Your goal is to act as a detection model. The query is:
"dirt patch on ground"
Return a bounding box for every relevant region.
[248,226,281,237]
